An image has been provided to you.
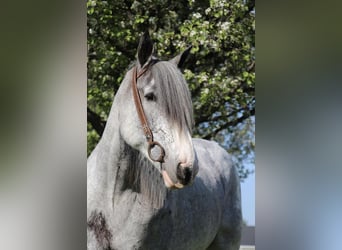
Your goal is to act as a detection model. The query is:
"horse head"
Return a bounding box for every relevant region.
[118,32,198,189]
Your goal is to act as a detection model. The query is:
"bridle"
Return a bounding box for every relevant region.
[132,66,166,163]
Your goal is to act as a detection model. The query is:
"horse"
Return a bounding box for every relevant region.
[87,32,242,250]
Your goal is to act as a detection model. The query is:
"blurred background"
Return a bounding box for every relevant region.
[0,0,87,249]
[257,1,342,249]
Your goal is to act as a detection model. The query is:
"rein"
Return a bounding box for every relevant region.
[132,66,165,163]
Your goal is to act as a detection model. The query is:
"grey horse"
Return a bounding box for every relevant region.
[87,32,242,250]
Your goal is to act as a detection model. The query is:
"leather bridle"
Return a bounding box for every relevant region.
[132,66,165,163]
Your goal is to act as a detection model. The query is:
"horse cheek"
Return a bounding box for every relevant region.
[119,109,144,149]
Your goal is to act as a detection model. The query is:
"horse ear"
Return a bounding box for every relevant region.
[137,31,154,68]
[169,46,192,68]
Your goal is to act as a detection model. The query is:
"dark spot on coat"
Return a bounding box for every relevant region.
[88,210,113,250]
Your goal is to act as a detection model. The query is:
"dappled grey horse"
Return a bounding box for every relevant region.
[87,32,242,250]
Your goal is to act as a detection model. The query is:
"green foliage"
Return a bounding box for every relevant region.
[87,0,255,180]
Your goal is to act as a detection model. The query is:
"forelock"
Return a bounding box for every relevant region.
[150,61,193,132]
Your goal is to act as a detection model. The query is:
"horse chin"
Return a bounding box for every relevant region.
[161,170,184,189]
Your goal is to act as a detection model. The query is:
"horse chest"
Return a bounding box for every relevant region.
[110,190,220,250]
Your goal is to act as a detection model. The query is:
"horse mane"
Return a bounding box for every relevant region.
[150,61,194,132]
[121,143,168,209]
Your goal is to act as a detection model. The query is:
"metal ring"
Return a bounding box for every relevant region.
[148,141,165,163]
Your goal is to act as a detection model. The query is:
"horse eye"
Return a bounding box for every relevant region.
[144,92,156,101]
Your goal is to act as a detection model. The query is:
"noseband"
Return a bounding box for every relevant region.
[132,66,165,163]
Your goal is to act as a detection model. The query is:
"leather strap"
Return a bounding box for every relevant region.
[132,66,165,163]
[132,66,153,141]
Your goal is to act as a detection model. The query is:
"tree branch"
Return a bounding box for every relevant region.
[196,106,247,125]
[87,107,106,136]
[203,107,255,140]
[247,61,255,72]
[234,0,255,23]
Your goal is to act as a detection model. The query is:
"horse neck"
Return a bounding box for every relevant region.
[119,144,168,208]
[89,95,167,212]
[87,95,124,211]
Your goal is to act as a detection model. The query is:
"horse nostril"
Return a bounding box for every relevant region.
[183,167,192,184]
[176,164,192,185]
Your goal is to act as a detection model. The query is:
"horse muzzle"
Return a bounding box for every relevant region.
[176,163,193,185]
[161,162,194,189]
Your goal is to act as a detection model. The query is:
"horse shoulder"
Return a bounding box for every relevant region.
[193,138,242,249]
[192,138,234,180]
